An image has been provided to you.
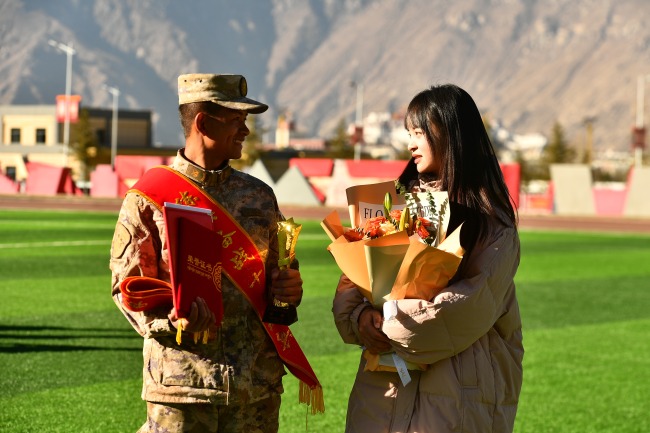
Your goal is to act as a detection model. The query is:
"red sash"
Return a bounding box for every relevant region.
[129,165,323,413]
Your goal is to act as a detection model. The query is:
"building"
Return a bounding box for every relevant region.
[0,104,154,185]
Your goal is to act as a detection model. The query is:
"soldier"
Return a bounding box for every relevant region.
[110,74,308,432]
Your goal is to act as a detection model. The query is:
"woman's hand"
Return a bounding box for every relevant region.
[168,297,215,332]
[358,307,392,354]
[270,268,303,306]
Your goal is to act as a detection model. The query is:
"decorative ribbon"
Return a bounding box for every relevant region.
[127,165,324,414]
[119,276,208,344]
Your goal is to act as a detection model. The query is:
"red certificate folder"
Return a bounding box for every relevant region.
[163,202,223,326]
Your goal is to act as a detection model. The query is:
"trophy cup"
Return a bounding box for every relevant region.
[263,218,301,325]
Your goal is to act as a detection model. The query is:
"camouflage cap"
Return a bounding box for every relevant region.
[177,74,268,114]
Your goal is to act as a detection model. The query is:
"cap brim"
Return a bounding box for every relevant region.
[212,97,268,114]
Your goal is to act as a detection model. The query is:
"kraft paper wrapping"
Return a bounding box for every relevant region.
[327,227,410,305]
[365,235,410,305]
[388,223,464,302]
[346,181,405,228]
[323,211,464,308]
[345,181,451,236]
[323,181,466,375]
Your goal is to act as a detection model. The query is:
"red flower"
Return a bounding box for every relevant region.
[363,216,389,238]
[343,228,365,242]
[414,217,433,239]
[389,210,402,221]
[340,208,436,243]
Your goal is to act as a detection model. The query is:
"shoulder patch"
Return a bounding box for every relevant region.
[111,223,132,259]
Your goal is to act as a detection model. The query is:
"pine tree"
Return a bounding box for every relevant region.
[327,119,354,159]
[543,121,575,164]
[541,121,576,179]
[232,116,265,169]
[70,108,99,183]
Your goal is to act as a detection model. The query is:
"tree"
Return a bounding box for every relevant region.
[232,115,265,169]
[544,121,575,164]
[541,121,576,179]
[326,118,354,159]
[70,108,100,183]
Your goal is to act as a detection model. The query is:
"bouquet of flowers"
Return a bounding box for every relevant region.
[322,181,464,309]
[322,181,465,378]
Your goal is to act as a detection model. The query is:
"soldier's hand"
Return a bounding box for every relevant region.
[270,268,303,306]
[168,297,215,332]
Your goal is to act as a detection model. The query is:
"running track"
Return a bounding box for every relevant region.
[1,194,650,234]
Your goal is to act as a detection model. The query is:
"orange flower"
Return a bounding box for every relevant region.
[342,210,434,243]
[364,216,393,238]
[389,209,402,221]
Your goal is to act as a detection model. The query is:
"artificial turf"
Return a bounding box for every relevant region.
[0,209,648,432]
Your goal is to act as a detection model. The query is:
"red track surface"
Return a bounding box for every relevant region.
[2,194,650,233]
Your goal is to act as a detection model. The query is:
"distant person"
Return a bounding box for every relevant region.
[333,84,523,432]
[110,73,308,433]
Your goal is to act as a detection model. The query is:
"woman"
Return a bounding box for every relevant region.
[333,84,523,432]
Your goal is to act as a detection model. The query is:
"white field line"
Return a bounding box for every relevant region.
[0,220,115,229]
[0,240,110,249]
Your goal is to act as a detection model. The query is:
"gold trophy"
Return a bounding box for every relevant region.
[263,218,301,325]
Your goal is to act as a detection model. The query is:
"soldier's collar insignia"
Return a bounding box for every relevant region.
[175,151,232,187]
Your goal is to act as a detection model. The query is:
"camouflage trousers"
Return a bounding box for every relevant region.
[137,395,281,433]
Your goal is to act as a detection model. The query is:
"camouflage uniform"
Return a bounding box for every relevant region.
[110,150,285,431]
[138,396,280,433]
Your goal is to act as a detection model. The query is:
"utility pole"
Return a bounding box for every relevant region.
[350,81,364,161]
[582,116,596,164]
[48,39,76,166]
[633,74,650,167]
[103,85,120,171]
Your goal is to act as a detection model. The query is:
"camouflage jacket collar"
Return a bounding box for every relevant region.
[173,150,232,187]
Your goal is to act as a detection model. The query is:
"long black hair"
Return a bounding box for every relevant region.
[398,84,517,241]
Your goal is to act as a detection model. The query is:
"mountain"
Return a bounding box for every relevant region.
[0,0,648,154]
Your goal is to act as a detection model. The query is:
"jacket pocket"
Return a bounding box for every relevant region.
[148,338,227,390]
[457,346,478,388]
[457,344,495,432]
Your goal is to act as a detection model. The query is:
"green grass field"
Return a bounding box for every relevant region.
[1,208,649,432]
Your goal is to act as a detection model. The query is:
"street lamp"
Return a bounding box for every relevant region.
[350,81,364,161]
[582,116,597,164]
[103,85,120,171]
[48,39,76,166]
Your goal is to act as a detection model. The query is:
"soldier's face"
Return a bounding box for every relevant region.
[203,108,249,160]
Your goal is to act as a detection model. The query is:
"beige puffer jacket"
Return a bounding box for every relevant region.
[333,219,523,433]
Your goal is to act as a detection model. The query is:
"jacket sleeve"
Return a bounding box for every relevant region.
[332,274,373,346]
[109,193,176,338]
[382,225,520,365]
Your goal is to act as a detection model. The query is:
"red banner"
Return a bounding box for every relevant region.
[56,95,81,123]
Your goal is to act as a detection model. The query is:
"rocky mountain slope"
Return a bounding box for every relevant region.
[0,0,648,153]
